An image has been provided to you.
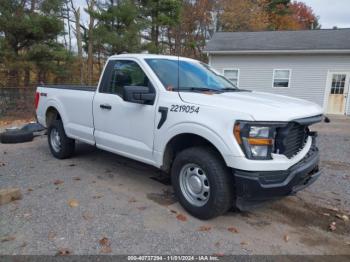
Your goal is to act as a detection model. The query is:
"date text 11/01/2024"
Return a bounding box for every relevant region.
[127,255,220,261]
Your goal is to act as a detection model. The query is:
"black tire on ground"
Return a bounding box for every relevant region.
[171,147,234,220]
[0,130,34,144]
[47,120,75,159]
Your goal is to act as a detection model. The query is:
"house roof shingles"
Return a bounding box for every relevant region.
[205,29,350,53]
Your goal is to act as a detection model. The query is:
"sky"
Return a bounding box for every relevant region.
[75,0,350,29]
[303,0,350,28]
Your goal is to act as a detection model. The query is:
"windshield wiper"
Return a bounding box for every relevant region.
[177,87,221,93]
[220,87,240,92]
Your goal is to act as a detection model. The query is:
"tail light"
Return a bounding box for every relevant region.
[34,92,40,110]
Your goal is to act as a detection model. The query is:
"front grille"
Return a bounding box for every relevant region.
[275,123,308,158]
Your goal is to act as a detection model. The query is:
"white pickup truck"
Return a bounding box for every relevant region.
[36,54,323,219]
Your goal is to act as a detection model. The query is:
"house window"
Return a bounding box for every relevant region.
[331,74,346,94]
[273,69,291,88]
[223,69,239,87]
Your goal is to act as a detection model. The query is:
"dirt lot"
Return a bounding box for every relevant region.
[0,117,349,255]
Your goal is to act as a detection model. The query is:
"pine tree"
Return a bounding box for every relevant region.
[0,0,69,85]
[93,0,142,56]
[139,0,181,53]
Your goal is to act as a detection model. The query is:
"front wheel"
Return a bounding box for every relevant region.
[171,147,234,220]
[47,120,75,159]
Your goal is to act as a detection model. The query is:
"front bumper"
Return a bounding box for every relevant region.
[234,138,321,210]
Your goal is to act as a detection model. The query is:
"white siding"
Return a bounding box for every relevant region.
[210,54,350,115]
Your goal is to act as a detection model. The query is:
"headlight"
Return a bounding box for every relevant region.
[234,121,277,160]
[249,126,270,138]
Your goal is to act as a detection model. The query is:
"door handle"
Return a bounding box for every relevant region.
[100,104,112,110]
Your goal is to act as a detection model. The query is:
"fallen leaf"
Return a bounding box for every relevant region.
[48,231,57,240]
[227,226,239,233]
[72,177,81,181]
[99,237,112,253]
[240,241,248,246]
[0,188,22,205]
[1,235,16,242]
[169,209,177,214]
[329,221,336,231]
[27,188,33,192]
[82,211,93,220]
[54,180,64,185]
[198,225,212,232]
[137,206,147,211]
[335,214,349,222]
[56,248,71,256]
[283,234,290,242]
[68,199,79,208]
[99,237,110,246]
[128,197,137,203]
[176,214,187,222]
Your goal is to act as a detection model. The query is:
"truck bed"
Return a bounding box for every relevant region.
[36,85,96,144]
[41,85,96,92]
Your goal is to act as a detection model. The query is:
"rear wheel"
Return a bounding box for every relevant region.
[171,147,234,220]
[48,120,75,159]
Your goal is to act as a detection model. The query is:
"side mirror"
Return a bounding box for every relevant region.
[122,86,155,105]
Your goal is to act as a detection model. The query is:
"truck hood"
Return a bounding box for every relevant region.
[179,91,323,121]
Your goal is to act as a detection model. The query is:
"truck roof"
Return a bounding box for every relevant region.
[109,53,199,62]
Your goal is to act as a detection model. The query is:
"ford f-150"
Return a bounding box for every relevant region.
[35,54,323,219]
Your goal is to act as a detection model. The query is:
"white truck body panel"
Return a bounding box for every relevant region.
[36,54,323,172]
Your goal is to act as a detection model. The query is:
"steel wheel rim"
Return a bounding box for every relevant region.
[179,163,210,207]
[50,128,61,152]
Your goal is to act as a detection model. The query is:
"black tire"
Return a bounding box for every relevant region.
[171,147,234,220]
[47,120,75,159]
[0,130,34,144]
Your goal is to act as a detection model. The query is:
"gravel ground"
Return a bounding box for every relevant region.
[0,117,349,255]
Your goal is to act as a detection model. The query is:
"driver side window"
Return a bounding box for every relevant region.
[101,60,150,96]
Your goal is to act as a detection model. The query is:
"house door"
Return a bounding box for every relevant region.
[326,72,349,115]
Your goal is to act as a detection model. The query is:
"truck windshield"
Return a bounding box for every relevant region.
[145,59,238,92]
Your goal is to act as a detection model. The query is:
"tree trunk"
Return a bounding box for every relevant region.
[74,7,84,84]
[87,0,96,85]
[66,2,72,53]
[24,68,30,87]
[37,70,43,84]
[7,69,19,87]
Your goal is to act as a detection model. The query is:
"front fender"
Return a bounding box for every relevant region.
[154,122,233,168]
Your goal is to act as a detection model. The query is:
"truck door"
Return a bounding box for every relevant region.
[93,59,157,164]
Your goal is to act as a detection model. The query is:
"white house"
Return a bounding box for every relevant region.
[205,29,350,116]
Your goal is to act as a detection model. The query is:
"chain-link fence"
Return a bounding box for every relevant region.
[0,87,37,119]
